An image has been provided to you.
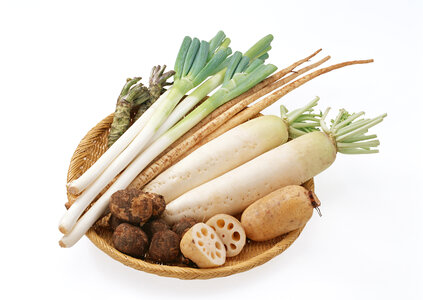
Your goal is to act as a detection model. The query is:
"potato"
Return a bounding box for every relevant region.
[241,185,320,241]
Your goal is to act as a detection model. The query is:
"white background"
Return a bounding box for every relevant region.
[1,0,422,299]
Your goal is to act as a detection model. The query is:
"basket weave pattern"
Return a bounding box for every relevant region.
[66,114,313,279]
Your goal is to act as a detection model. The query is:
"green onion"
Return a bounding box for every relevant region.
[60,31,231,236]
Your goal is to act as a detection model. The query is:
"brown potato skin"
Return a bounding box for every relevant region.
[241,185,314,241]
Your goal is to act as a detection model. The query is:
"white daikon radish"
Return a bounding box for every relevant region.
[163,108,386,223]
[144,115,285,202]
[144,98,322,203]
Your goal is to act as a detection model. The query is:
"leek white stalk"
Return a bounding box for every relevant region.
[59,32,232,234]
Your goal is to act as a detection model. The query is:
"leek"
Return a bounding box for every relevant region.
[60,31,231,234]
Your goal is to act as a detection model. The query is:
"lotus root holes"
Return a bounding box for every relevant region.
[228,223,234,230]
[232,231,240,241]
[230,243,236,250]
[215,242,221,250]
[201,227,208,236]
[217,219,225,228]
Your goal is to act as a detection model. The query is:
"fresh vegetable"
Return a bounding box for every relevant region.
[144,98,320,203]
[206,214,246,257]
[180,223,226,268]
[108,65,174,148]
[241,185,320,241]
[107,77,149,148]
[163,107,386,223]
[109,189,153,226]
[112,223,149,258]
[59,35,276,246]
[148,230,180,263]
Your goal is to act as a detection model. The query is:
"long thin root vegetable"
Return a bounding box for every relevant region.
[162,108,386,223]
[241,185,321,241]
[206,59,374,140]
[167,54,331,161]
[144,98,321,203]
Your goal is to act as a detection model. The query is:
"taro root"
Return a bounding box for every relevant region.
[150,193,166,217]
[109,189,153,226]
[149,230,180,263]
[109,214,124,230]
[172,217,197,239]
[143,218,170,238]
[112,223,149,258]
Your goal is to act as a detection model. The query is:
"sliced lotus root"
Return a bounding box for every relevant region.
[206,214,246,257]
[180,223,226,268]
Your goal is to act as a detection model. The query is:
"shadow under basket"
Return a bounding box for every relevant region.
[66,114,314,280]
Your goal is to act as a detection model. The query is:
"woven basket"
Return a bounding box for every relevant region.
[66,113,314,280]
